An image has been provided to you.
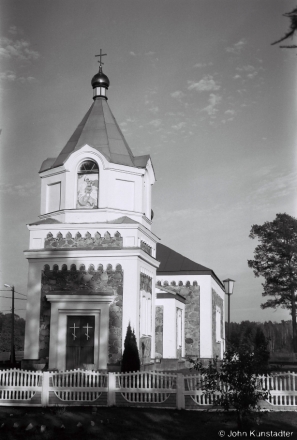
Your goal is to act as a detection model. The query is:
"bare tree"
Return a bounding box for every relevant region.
[272,7,297,48]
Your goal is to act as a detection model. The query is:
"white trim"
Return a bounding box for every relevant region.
[46,295,112,370]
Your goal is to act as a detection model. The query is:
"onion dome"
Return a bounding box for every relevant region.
[91,65,110,100]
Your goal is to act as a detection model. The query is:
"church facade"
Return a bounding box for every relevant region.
[23,61,225,371]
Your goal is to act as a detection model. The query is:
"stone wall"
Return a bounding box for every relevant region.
[39,263,123,364]
[212,288,224,359]
[184,284,200,358]
[108,282,123,365]
[139,272,152,361]
[140,336,151,364]
[155,306,163,357]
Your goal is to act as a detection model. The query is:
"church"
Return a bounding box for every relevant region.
[22,56,225,371]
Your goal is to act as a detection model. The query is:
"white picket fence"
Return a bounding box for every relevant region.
[0,369,42,404]
[0,368,297,409]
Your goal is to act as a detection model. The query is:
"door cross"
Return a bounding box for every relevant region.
[83,323,93,340]
[70,322,79,340]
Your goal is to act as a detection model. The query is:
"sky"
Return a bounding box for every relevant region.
[0,0,296,323]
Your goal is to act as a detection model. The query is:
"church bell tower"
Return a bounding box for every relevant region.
[23,53,160,371]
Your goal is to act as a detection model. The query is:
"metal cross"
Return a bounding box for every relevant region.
[95,49,107,66]
[70,323,79,340]
[83,323,93,340]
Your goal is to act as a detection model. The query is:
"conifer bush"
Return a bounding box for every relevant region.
[121,323,140,373]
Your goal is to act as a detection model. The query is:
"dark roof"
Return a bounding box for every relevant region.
[156,243,224,288]
[157,291,186,304]
[39,98,151,172]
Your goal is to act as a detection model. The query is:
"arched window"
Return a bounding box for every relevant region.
[76,160,99,209]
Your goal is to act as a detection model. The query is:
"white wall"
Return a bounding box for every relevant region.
[155,296,185,358]
[156,274,225,359]
[39,146,155,228]
[24,249,158,369]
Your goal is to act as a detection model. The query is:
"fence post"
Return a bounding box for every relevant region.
[41,372,49,407]
[108,372,116,406]
[176,373,185,410]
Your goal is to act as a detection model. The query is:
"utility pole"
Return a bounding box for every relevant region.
[4,284,16,366]
[11,285,15,365]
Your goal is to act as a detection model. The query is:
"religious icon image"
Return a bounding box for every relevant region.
[76,174,98,209]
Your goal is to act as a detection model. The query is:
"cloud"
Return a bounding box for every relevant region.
[170,90,187,105]
[237,65,258,79]
[193,62,213,68]
[148,119,162,128]
[144,88,157,105]
[172,122,186,130]
[171,90,185,99]
[145,51,155,56]
[0,70,36,83]
[0,36,39,60]
[202,93,222,116]
[244,170,297,210]
[233,74,241,79]
[221,109,235,123]
[236,65,255,72]
[8,26,18,35]
[254,171,297,199]
[0,71,16,81]
[149,106,159,114]
[129,51,136,56]
[188,75,220,92]
[0,182,37,197]
[226,39,247,55]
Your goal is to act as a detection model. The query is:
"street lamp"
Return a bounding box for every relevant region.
[4,284,16,366]
[223,278,235,345]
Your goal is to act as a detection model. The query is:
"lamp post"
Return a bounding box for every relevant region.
[223,278,235,345]
[4,284,16,366]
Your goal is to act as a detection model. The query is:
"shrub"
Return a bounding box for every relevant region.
[190,346,270,428]
[121,323,140,373]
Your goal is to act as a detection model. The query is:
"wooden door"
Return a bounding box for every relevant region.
[66,316,95,370]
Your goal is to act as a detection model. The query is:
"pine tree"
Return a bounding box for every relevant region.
[121,323,140,373]
[248,213,297,352]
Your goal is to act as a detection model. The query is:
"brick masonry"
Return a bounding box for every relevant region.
[212,288,224,359]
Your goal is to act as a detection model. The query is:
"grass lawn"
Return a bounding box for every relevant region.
[0,406,296,440]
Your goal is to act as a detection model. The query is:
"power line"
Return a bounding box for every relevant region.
[0,290,27,297]
[14,291,27,297]
[0,296,26,301]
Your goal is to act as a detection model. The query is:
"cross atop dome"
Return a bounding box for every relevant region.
[95,49,107,66]
[92,49,110,100]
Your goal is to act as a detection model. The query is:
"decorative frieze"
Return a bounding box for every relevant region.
[140,273,152,293]
[44,231,123,249]
[140,241,152,255]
